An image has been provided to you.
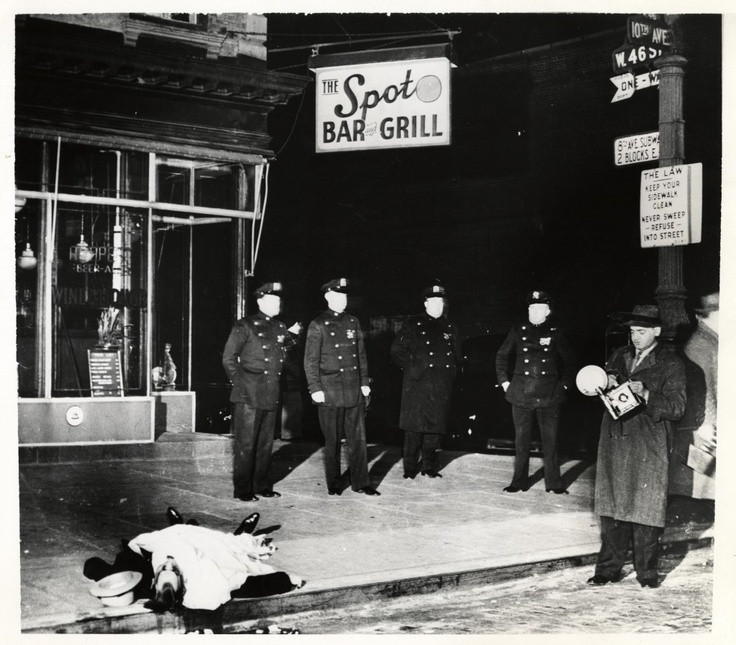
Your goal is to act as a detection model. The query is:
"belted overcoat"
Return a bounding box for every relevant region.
[391,314,461,435]
[303,310,369,408]
[222,312,287,411]
[495,321,575,408]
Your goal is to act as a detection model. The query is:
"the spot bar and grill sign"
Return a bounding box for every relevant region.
[309,44,452,153]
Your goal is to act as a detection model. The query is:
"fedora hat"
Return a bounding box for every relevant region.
[694,292,719,314]
[621,304,662,327]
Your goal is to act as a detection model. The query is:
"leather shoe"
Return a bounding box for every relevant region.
[639,578,660,588]
[421,470,442,478]
[234,512,260,536]
[503,485,526,493]
[235,494,259,502]
[546,488,569,495]
[258,490,281,498]
[587,574,622,586]
[356,486,381,496]
[328,487,342,496]
[166,506,184,525]
[403,472,417,479]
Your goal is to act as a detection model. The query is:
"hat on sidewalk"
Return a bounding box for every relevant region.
[621,304,662,327]
[527,290,552,306]
[89,571,142,607]
[422,284,446,300]
[321,278,349,294]
[254,282,283,298]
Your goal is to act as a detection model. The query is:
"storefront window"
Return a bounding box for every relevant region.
[51,202,148,396]
[16,138,251,404]
[16,198,43,397]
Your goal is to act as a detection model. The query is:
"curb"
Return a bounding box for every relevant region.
[22,530,713,634]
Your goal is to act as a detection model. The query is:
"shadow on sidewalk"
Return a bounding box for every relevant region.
[659,495,715,582]
[367,443,402,487]
[269,441,323,486]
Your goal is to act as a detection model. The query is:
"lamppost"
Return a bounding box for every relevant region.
[654,15,689,341]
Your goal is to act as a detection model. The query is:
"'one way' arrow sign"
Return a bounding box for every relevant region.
[610,70,660,102]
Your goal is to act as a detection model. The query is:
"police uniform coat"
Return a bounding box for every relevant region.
[222,312,287,411]
[595,343,686,528]
[391,314,461,434]
[495,321,575,408]
[304,310,369,408]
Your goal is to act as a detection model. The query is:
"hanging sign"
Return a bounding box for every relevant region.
[610,70,659,102]
[639,163,703,248]
[88,349,124,397]
[614,131,659,166]
[312,53,451,153]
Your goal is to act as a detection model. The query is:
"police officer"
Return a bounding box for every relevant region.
[495,290,575,494]
[222,282,288,502]
[304,278,380,496]
[391,285,461,479]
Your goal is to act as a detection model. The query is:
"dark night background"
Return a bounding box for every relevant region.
[254,13,720,332]
[201,12,721,451]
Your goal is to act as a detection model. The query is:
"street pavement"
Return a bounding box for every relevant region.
[235,541,714,634]
[16,433,715,634]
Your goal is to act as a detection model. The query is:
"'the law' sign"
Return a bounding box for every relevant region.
[640,163,703,247]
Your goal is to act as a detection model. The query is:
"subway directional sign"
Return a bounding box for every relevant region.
[612,43,666,73]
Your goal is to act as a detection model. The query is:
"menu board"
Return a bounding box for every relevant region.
[88,349,124,397]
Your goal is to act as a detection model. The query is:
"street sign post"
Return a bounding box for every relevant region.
[610,70,659,102]
[614,131,659,166]
[639,163,703,247]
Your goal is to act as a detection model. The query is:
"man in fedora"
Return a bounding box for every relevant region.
[304,278,380,496]
[223,282,288,502]
[391,284,461,479]
[495,290,576,494]
[588,304,686,589]
[670,292,718,500]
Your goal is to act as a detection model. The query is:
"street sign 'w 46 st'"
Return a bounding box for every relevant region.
[612,44,666,73]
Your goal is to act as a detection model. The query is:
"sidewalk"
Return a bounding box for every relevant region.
[18,434,714,634]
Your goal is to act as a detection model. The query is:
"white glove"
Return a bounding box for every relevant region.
[361,385,371,397]
[287,322,302,335]
[311,391,325,403]
[501,381,510,392]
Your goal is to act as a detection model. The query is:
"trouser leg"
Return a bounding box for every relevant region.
[253,408,277,493]
[537,405,563,489]
[632,523,664,583]
[343,403,370,490]
[232,403,258,497]
[595,515,632,580]
[511,405,534,487]
[231,572,295,598]
[420,433,442,472]
[403,430,422,476]
[318,406,342,488]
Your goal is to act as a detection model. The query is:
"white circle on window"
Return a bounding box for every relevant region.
[66,406,84,427]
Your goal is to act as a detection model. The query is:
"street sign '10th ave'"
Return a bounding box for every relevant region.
[314,57,451,153]
[614,131,659,166]
[640,163,703,248]
[626,15,673,47]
